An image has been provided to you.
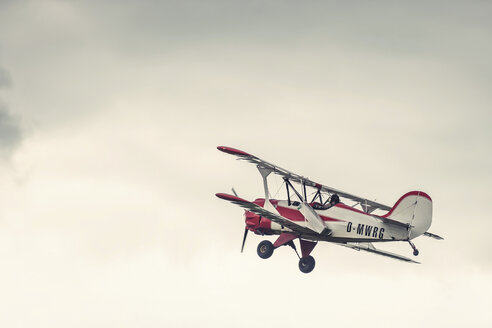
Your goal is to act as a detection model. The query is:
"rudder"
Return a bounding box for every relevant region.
[383,191,433,239]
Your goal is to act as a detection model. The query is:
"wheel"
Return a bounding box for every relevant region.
[257,240,274,259]
[298,255,316,273]
[413,249,419,256]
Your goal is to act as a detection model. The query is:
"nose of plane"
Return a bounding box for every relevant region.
[245,215,260,229]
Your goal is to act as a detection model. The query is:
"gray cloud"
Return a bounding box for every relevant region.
[0,67,21,159]
[0,67,11,88]
[0,106,22,157]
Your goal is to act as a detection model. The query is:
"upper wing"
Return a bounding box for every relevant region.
[337,242,420,264]
[217,146,391,212]
[216,193,317,235]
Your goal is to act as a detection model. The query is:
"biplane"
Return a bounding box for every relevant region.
[216,146,443,273]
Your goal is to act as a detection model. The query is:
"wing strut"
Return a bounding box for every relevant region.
[284,178,304,203]
[285,178,291,206]
[311,188,322,204]
[258,166,275,212]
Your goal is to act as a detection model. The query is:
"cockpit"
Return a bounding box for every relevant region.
[311,194,340,210]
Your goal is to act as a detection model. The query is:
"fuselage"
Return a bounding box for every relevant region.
[245,198,410,243]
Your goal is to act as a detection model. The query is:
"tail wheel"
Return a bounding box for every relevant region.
[257,240,274,259]
[298,255,316,273]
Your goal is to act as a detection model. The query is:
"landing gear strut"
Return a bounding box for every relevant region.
[408,240,419,256]
[286,240,300,259]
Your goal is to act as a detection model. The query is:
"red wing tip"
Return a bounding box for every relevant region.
[215,193,249,203]
[217,146,252,157]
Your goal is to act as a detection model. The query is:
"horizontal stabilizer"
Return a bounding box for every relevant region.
[423,232,444,240]
[338,242,420,264]
[373,216,411,229]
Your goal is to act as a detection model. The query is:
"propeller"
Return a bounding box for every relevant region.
[241,227,248,253]
[232,187,249,253]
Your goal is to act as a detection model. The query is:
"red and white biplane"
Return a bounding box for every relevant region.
[216,146,443,273]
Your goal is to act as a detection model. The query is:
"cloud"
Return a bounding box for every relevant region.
[0,67,11,88]
[0,106,21,157]
[0,67,22,160]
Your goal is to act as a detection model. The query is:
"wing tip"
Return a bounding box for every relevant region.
[217,146,252,157]
[215,193,249,203]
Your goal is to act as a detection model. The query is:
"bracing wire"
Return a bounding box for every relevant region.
[272,179,286,199]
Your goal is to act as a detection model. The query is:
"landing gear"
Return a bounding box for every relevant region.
[298,256,316,273]
[408,240,419,256]
[257,240,274,259]
[257,237,318,273]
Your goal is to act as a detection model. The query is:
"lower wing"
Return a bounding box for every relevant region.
[337,242,420,264]
[216,193,318,235]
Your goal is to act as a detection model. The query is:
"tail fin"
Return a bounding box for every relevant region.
[383,191,433,239]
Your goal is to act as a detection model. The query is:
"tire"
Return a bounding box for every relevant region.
[413,249,419,256]
[298,255,316,273]
[257,240,274,259]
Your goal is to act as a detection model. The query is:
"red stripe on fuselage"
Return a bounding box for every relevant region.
[319,214,344,222]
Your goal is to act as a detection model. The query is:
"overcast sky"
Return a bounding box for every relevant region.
[0,1,491,327]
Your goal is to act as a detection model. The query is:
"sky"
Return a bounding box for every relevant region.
[0,0,491,327]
